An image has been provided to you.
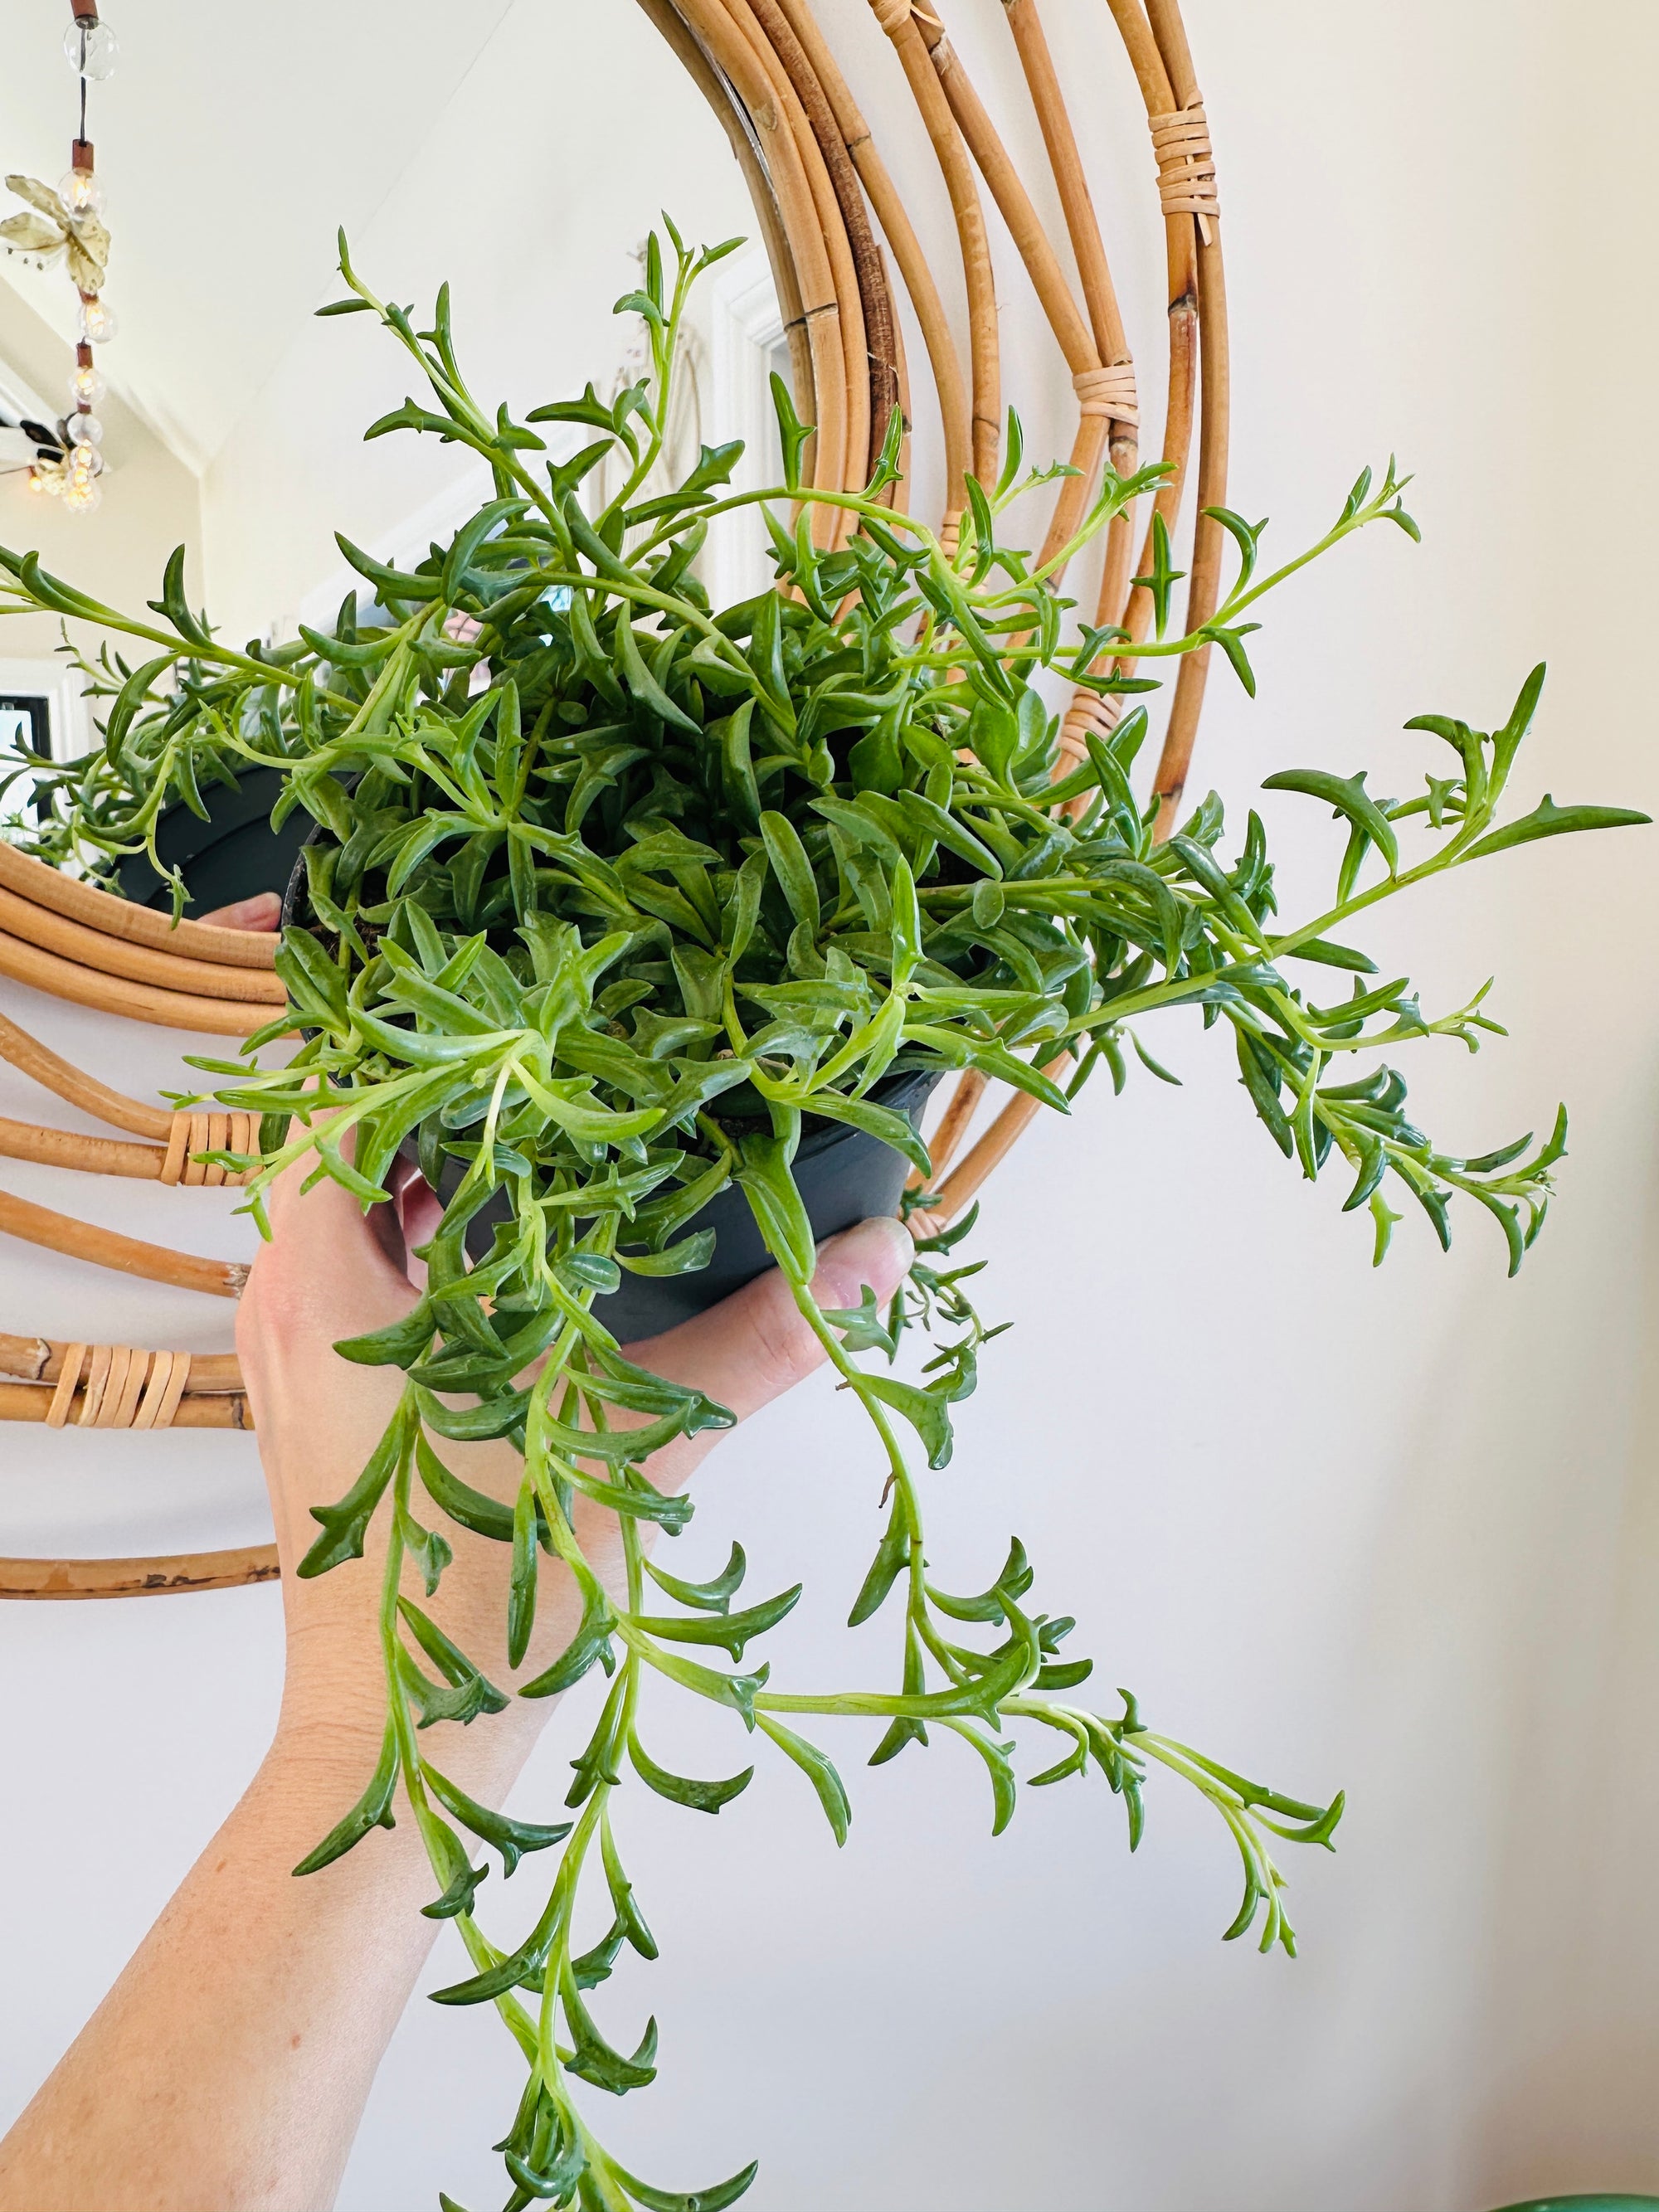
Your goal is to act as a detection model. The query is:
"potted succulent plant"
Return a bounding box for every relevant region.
[1,222,1646,2210]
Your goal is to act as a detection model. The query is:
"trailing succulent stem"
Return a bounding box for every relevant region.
[1,221,1645,2210]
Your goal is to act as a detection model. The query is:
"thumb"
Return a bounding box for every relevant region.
[197,890,282,931]
[237,1146,417,1375]
[627,1214,915,1437]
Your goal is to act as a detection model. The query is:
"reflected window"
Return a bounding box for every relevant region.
[0,692,54,822]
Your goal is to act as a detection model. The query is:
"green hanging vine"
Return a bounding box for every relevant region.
[1,221,1644,2210]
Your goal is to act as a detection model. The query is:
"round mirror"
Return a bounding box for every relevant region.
[0,0,792,1568]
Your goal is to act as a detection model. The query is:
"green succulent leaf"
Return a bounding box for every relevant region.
[629,1730,754,1815]
[291,1717,399,1874]
[755,1712,851,1845]
[1460,795,1650,861]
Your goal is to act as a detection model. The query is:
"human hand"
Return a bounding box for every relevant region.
[236,1155,913,1807]
[207,878,914,1805]
[1,1135,910,2212]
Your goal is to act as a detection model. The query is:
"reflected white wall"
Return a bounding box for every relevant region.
[197,1,757,646]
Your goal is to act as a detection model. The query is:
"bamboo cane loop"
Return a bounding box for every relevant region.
[653,0,1224,1260]
[646,0,826,479]
[745,0,902,481]
[917,0,1149,589]
[917,0,1138,570]
[1151,229,1228,834]
[0,926,280,1035]
[907,1052,1074,1239]
[0,1007,173,1139]
[915,15,1095,374]
[0,1184,247,1296]
[0,843,279,970]
[882,241,915,515]
[673,0,854,527]
[769,0,971,517]
[720,0,870,508]
[1142,0,1210,173]
[0,1115,165,1179]
[1001,0,1131,368]
[1133,0,1228,834]
[0,883,285,1005]
[1101,0,1177,115]
[902,0,1131,577]
[1082,272,1195,726]
[865,0,1000,490]
[1064,0,1215,829]
[635,0,815,435]
[0,1545,278,1598]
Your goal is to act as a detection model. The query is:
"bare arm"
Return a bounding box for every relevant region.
[0,1151,911,2212]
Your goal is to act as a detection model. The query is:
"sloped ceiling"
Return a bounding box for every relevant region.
[0,0,514,474]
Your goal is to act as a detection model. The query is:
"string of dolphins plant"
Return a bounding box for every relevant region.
[1,220,1647,2211]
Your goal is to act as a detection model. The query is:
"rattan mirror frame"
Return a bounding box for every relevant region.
[0,0,1227,1597]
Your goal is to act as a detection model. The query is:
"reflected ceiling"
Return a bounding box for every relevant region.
[0,0,515,471]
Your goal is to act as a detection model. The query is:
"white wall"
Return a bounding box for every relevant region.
[2,3,1657,2209]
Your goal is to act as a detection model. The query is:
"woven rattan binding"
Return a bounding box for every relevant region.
[1,0,1228,1595]
[1150,101,1219,238]
[0,1330,248,1432]
[159,1112,259,1188]
[48,1344,184,1430]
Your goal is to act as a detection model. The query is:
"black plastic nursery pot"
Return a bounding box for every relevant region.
[281,838,939,1341]
[439,1065,939,1343]
[114,764,317,916]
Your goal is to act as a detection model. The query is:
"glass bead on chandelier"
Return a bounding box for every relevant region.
[17,10,121,513]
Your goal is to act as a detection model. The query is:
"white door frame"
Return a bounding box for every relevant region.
[702,247,787,612]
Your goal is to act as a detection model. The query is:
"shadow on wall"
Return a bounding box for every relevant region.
[1462,1087,1659,2197]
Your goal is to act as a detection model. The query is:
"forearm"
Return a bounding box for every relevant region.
[0,1714,534,2212]
[0,1213,907,2212]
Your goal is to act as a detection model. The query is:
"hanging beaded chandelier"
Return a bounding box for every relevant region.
[0,2,119,513]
